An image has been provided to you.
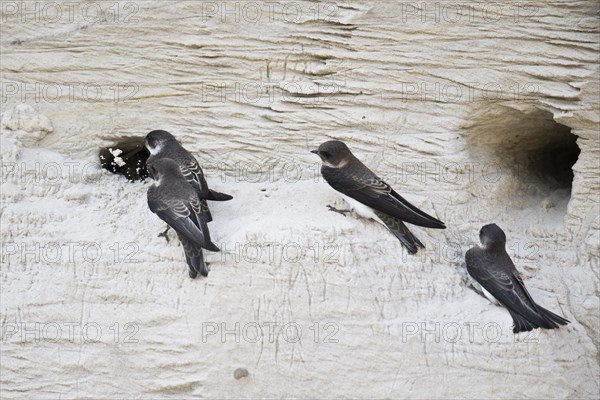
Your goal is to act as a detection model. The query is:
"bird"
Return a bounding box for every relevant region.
[311,140,446,254]
[147,158,220,278]
[145,130,233,224]
[465,223,570,333]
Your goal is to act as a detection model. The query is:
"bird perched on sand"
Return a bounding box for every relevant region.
[145,130,232,224]
[311,140,446,254]
[147,158,220,278]
[466,223,569,333]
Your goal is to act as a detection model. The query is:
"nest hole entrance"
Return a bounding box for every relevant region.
[467,107,580,210]
[515,117,579,191]
[99,136,150,182]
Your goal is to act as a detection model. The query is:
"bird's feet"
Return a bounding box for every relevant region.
[158,226,171,242]
[327,205,352,216]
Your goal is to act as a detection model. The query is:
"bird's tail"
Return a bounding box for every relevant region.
[179,235,211,278]
[374,211,424,254]
[185,250,208,278]
[537,304,570,328]
[508,305,569,333]
[207,189,233,201]
[508,308,538,333]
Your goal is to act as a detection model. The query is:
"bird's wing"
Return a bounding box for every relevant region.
[511,269,569,329]
[179,235,208,278]
[373,210,424,254]
[323,165,445,228]
[188,196,219,252]
[466,249,547,326]
[512,270,538,307]
[148,190,209,248]
[180,156,210,198]
[181,154,233,201]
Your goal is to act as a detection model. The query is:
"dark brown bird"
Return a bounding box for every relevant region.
[311,140,446,254]
[466,223,570,333]
[147,158,220,278]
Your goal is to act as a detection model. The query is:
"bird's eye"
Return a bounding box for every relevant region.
[322,151,330,158]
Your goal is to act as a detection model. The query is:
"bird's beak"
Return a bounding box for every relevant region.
[310,149,318,154]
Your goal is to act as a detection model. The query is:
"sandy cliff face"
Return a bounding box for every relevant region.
[1,1,598,398]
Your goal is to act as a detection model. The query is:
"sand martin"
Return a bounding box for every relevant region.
[145,130,232,223]
[147,158,220,278]
[466,223,569,333]
[311,140,446,254]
